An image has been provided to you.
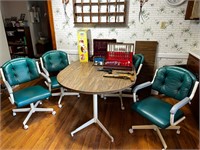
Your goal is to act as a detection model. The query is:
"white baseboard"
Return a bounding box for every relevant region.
[60,50,189,60]
[60,50,79,55]
[157,53,188,59]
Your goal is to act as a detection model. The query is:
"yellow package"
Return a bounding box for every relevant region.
[77,29,89,62]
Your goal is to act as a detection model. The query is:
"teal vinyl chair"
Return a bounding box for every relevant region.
[40,50,80,108]
[102,54,144,110]
[129,66,199,149]
[0,58,56,130]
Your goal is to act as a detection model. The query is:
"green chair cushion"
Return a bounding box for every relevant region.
[14,85,51,108]
[50,76,60,89]
[152,66,197,100]
[2,58,39,86]
[42,50,69,73]
[131,96,184,129]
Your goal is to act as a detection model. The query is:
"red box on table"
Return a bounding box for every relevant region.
[104,43,134,70]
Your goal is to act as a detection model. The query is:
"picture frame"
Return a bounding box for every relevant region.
[4,18,12,27]
[20,14,26,21]
[11,16,17,21]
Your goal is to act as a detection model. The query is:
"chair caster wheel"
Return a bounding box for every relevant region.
[71,132,74,137]
[52,111,56,115]
[104,97,107,100]
[121,106,125,110]
[111,137,114,142]
[129,128,133,134]
[58,104,62,108]
[176,130,180,134]
[24,125,29,130]
[13,112,16,116]
[77,94,80,98]
[39,101,42,105]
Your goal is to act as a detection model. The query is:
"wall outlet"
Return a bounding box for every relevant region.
[160,22,167,29]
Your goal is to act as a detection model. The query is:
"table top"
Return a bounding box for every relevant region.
[57,61,136,94]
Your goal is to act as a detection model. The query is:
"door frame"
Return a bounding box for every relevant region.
[47,0,56,49]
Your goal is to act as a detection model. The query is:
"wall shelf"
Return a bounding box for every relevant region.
[73,0,127,25]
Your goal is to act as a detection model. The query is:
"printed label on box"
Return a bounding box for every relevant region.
[77,29,89,62]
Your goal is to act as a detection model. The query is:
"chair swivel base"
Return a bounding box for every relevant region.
[129,125,181,150]
[102,87,134,110]
[57,92,80,108]
[52,88,80,108]
[13,101,56,129]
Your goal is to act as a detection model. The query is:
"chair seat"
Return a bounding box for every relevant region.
[131,96,184,129]
[14,85,51,108]
[50,76,60,89]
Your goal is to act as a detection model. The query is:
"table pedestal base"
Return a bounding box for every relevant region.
[71,94,114,142]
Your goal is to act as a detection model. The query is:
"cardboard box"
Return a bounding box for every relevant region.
[77,29,90,62]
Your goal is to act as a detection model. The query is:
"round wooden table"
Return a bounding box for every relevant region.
[57,61,136,142]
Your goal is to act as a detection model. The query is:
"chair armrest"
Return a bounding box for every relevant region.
[133,81,152,93]
[132,81,152,102]
[170,97,190,125]
[170,97,190,114]
[40,72,51,90]
[41,66,49,77]
[40,72,51,83]
[3,80,13,94]
[136,64,143,75]
[4,80,15,104]
[39,58,50,76]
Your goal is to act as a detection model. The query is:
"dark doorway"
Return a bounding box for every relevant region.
[1,0,56,58]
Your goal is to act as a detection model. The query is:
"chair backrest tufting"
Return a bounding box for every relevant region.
[42,50,69,73]
[152,66,197,100]
[1,58,40,86]
[133,54,144,72]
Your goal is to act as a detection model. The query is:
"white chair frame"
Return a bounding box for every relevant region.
[0,61,56,130]
[40,53,80,108]
[129,68,199,150]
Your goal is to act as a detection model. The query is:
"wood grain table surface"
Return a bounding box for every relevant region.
[57,61,136,94]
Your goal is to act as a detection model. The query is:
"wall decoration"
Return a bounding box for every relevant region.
[165,0,186,7]
[139,0,148,22]
[62,0,69,21]
[20,14,26,21]
[29,6,40,23]
[73,0,127,25]
[51,0,200,68]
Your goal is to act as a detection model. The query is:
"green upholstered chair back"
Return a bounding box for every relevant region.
[152,66,197,100]
[41,50,69,73]
[1,58,40,86]
[133,54,144,72]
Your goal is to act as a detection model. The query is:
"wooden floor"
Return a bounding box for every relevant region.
[0,79,199,149]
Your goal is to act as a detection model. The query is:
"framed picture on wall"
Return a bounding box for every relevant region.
[20,14,26,21]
